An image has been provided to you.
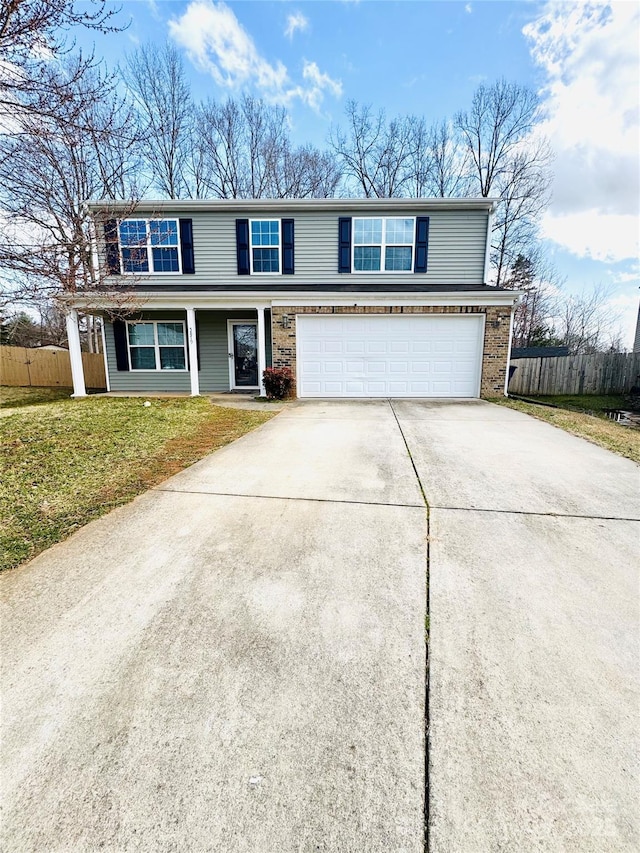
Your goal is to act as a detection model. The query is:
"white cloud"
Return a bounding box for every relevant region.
[540,210,639,264]
[524,2,639,262]
[285,11,309,40]
[168,0,341,111]
[465,4,472,14]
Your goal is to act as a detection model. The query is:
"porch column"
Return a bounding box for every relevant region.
[256,307,266,396]
[186,308,199,396]
[65,309,87,398]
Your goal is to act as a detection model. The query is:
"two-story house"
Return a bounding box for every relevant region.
[64,198,519,399]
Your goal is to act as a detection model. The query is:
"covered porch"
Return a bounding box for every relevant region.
[65,303,272,399]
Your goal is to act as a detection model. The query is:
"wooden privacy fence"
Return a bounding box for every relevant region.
[509,351,640,396]
[0,346,106,389]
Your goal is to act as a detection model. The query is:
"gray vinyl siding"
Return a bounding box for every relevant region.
[105,310,272,392]
[100,208,488,288]
[196,310,266,391]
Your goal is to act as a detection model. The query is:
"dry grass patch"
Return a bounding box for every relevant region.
[493,398,640,464]
[0,396,274,571]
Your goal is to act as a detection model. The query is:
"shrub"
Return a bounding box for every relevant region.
[263,367,293,400]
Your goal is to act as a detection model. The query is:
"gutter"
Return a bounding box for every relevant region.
[85,197,500,214]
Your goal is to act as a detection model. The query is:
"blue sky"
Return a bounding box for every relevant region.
[83,1,639,346]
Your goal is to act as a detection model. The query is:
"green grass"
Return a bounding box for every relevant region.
[0,395,275,571]
[0,386,75,408]
[516,394,634,413]
[492,397,640,464]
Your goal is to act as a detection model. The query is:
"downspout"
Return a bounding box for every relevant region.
[504,306,515,397]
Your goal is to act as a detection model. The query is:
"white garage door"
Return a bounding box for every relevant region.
[296,314,484,398]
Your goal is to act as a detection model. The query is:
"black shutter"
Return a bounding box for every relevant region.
[338,217,351,273]
[236,219,250,275]
[112,320,129,371]
[105,219,121,275]
[414,216,429,273]
[179,219,195,274]
[282,218,295,275]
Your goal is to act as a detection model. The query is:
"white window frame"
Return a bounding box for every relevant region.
[118,219,182,276]
[249,219,281,275]
[352,216,415,273]
[126,320,188,372]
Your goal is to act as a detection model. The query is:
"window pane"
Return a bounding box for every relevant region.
[252,247,279,272]
[119,220,147,246]
[354,246,381,271]
[121,247,149,273]
[159,347,186,370]
[354,218,382,245]
[128,323,155,345]
[149,220,178,246]
[152,247,179,272]
[386,218,414,244]
[385,246,412,271]
[251,220,279,246]
[130,347,156,369]
[157,323,184,346]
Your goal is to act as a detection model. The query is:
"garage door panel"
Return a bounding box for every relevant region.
[297,314,483,398]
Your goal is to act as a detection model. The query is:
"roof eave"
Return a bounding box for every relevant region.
[85,197,499,214]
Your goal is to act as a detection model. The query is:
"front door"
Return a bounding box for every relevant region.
[229,321,258,388]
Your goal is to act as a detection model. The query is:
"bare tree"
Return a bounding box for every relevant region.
[412,118,472,198]
[455,79,552,285]
[425,119,472,197]
[504,252,563,348]
[0,0,125,126]
[123,43,193,198]
[555,284,623,354]
[194,95,340,199]
[329,100,416,197]
[0,64,142,311]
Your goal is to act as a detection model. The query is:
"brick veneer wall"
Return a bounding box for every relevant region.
[271,304,512,398]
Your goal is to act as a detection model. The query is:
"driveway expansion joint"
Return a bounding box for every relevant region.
[430,505,640,522]
[387,400,431,850]
[152,486,425,510]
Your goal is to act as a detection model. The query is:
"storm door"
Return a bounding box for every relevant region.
[228,321,258,388]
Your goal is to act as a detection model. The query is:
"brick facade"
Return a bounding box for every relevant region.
[271,305,512,399]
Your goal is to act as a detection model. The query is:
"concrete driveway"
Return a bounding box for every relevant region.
[1,400,638,852]
[393,401,639,852]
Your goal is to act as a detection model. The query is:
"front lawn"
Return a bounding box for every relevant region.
[0,385,74,408]
[0,395,275,571]
[493,397,640,464]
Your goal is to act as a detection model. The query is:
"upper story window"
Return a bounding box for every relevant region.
[118,219,181,274]
[353,217,415,272]
[250,219,281,273]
